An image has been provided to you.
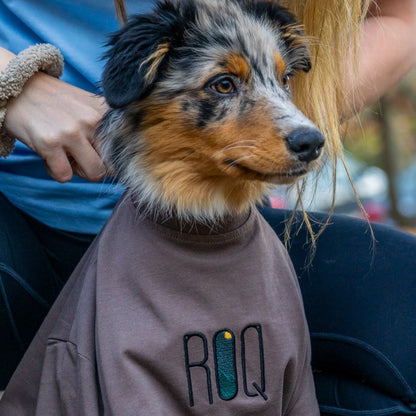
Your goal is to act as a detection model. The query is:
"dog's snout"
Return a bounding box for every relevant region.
[285,129,325,163]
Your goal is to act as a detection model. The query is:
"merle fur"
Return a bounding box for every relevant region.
[101,0,311,109]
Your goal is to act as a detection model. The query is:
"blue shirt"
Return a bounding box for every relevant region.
[0,0,155,233]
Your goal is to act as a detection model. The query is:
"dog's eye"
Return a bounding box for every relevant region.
[211,77,236,95]
[282,73,293,92]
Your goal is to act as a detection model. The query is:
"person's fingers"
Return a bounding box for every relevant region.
[68,143,106,182]
[43,148,74,183]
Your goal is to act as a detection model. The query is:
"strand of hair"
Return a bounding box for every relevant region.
[114,0,128,28]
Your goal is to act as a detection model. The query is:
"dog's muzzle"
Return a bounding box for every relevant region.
[285,128,325,163]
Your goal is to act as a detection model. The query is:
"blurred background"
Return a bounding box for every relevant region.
[269,69,416,233]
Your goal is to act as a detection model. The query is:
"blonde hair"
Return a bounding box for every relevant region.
[280,0,372,246]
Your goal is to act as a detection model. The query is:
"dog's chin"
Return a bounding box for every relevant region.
[267,170,309,185]
[223,160,314,185]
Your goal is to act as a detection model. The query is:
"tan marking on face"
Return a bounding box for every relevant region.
[209,106,295,178]
[226,53,250,81]
[286,36,305,49]
[141,42,170,85]
[281,23,304,35]
[135,94,311,213]
[281,24,309,49]
[274,53,286,79]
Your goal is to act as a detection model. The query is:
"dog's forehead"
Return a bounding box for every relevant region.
[170,1,290,81]
[188,0,284,56]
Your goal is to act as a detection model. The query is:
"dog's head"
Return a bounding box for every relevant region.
[97,0,324,220]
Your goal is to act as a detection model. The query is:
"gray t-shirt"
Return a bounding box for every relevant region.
[0,194,319,416]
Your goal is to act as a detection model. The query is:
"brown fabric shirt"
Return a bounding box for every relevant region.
[0,194,319,416]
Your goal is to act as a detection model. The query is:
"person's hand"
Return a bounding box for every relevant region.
[3,71,108,183]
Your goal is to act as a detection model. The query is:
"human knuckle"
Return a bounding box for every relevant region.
[90,171,105,182]
[88,164,106,182]
[81,109,102,128]
[60,123,82,140]
[54,166,73,183]
[42,134,63,150]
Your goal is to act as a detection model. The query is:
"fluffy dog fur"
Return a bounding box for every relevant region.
[96,0,324,222]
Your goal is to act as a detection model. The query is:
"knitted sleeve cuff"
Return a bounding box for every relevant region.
[0,43,64,157]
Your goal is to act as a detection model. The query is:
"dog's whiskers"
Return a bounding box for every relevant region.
[212,141,256,159]
[223,155,256,172]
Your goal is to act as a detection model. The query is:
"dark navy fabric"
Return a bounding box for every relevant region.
[0,192,95,389]
[260,207,416,416]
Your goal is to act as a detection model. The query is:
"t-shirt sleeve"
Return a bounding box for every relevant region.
[33,340,101,416]
[0,339,100,416]
[282,251,320,416]
[285,338,320,416]
[0,247,100,416]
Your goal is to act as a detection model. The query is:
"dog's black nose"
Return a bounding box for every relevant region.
[285,129,325,163]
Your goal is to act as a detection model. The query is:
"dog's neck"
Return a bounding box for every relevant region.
[128,176,268,225]
[132,194,252,234]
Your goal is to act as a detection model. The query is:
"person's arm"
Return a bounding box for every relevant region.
[353,0,416,108]
[0,47,15,70]
[0,46,107,183]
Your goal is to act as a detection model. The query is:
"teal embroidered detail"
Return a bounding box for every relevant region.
[213,329,238,401]
[183,324,266,407]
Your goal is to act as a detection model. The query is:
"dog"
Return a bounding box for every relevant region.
[97,0,324,223]
[0,1,323,415]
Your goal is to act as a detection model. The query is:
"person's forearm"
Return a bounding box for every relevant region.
[353,0,416,109]
[0,46,16,70]
[1,44,107,182]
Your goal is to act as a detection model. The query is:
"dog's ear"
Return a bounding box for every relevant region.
[240,1,311,73]
[102,5,179,108]
[279,22,311,73]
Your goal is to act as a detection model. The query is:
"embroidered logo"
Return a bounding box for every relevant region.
[183,324,267,407]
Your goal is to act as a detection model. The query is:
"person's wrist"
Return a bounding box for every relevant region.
[0,44,64,157]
